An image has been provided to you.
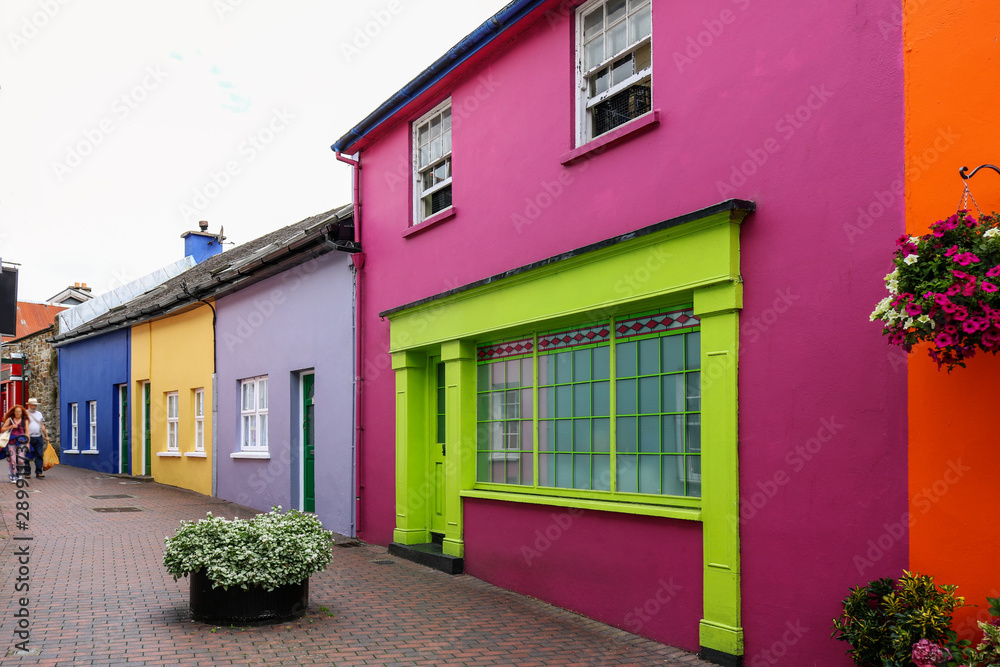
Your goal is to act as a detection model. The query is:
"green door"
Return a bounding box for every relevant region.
[303,374,315,512]
[430,361,447,535]
[118,385,129,474]
[143,382,151,476]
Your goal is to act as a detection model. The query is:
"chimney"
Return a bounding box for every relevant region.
[181,221,226,264]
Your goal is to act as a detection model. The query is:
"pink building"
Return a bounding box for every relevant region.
[333,1,906,664]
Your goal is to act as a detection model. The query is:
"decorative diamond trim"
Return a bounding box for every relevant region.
[478,338,534,362]
[615,309,700,339]
[538,325,611,352]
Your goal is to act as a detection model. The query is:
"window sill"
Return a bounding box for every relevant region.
[560,109,660,166]
[230,451,270,459]
[82,450,99,455]
[460,487,701,521]
[156,451,181,457]
[63,449,79,455]
[402,206,456,238]
[184,452,207,458]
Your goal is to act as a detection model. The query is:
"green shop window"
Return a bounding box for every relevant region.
[475,308,701,498]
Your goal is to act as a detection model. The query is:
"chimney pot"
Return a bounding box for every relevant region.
[199,220,209,231]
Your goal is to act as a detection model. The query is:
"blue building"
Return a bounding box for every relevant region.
[55,329,131,474]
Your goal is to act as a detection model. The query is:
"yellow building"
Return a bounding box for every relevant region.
[131,303,214,495]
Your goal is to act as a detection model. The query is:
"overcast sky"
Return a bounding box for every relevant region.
[0,0,508,302]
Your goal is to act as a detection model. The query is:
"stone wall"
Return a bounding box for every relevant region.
[13,326,60,451]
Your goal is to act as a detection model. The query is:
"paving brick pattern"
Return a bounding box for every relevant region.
[0,466,715,666]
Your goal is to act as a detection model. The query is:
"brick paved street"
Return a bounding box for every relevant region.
[0,465,714,666]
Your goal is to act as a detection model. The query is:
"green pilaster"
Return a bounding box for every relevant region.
[392,350,430,545]
[440,340,476,558]
[696,283,743,657]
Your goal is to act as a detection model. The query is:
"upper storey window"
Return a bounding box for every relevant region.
[413,99,452,223]
[577,0,652,144]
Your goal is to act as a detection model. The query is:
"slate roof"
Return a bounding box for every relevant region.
[50,204,355,346]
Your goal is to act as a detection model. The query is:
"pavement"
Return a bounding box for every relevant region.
[0,464,715,666]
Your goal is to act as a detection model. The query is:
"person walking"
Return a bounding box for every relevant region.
[1,405,30,482]
[25,398,50,478]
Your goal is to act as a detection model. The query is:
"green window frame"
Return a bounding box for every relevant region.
[475,307,701,499]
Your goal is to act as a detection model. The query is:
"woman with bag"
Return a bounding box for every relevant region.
[1,405,30,483]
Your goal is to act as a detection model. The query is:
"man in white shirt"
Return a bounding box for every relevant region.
[26,398,50,478]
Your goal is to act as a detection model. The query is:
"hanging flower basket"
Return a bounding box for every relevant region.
[871,211,1000,371]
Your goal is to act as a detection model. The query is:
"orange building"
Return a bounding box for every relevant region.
[905,0,1000,635]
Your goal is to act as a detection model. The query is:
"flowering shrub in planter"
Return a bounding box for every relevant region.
[831,571,963,666]
[163,507,334,591]
[871,211,1000,371]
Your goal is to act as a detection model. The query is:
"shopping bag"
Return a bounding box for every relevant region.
[0,431,9,448]
[43,442,59,470]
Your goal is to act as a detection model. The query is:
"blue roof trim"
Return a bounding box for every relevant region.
[331,0,547,153]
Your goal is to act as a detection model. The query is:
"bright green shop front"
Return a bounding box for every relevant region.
[385,201,751,658]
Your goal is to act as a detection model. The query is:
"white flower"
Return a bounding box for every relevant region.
[985,227,1000,238]
[903,254,918,265]
[917,315,932,328]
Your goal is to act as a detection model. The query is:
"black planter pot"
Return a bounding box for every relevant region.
[189,570,308,626]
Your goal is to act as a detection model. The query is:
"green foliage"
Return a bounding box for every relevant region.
[163,507,334,591]
[948,596,1000,667]
[832,571,964,667]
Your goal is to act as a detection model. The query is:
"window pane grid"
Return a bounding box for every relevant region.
[476,310,699,498]
[194,388,205,452]
[240,377,268,451]
[579,0,653,140]
[88,401,97,451]
[415,103,453,221]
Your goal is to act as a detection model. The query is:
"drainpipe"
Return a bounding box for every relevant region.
[335,151,365,539]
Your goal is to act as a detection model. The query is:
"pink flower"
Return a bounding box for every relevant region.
[987,265,1000,278]
[935,330,957,347]
[983,281,998,293]
[945,284,962,296]
[952,305,969,321]
[982,328,1000,348]
[952,269,969,280]
[945,245,960,258]
[905,302,923,317]
[953,252,981,266]
[912,638,951,666]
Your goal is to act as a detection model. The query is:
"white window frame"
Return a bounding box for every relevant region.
[166,392,179,451]
[240,376,269,452]
[69,403,78,452]
[412,98,453,224]
[194,388,205,452]
[575,0,653,145]
[87,401,97,451]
